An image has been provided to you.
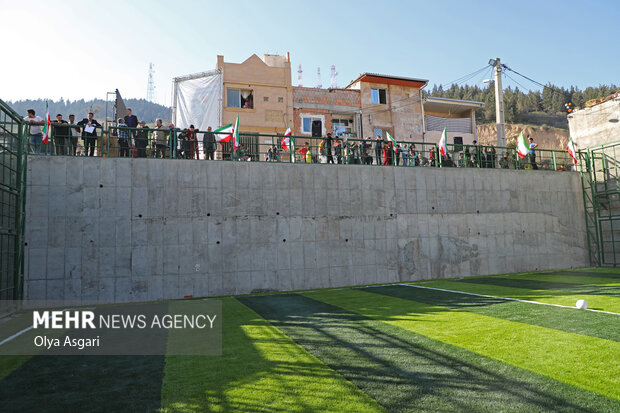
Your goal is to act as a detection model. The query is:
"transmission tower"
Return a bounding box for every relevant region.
[316,67,322,89]
[146,62,156,102]
[330,65,338,88]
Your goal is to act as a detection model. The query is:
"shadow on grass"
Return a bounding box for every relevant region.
[0,355,165,413]
[240,293,620,413]
[160,298,381,412]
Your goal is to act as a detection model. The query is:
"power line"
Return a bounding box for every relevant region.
[440,66,489,89]
[503,71,532,92]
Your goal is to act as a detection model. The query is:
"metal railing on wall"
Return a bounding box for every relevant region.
[29,124,576,172]
[0,99,27,300]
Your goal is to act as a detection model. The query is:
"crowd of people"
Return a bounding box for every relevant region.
[24,108,547,170]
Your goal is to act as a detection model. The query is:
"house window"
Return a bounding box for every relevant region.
[333,118,353,136]
[371,88,387,104]
[278,97,284,103]
[263,96,269,102]
[373,128,383,139]
[227,88,253,109]
[302,116,322,134]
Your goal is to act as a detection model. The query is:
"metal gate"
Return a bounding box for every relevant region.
[580,141,620,266]
[0,99,27,300]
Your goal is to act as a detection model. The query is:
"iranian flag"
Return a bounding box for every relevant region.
[386,131,398,152]
[214,123,234,145]
[42,101,51,144]
[567,136,578,164]
[281,127,293,150]
[233,115,240,150]
[438,127,448,157]
[516,132,529,159]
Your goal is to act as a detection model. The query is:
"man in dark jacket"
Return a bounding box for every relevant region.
[375,135,383,165]
[324,133,334,164]
[124,108,138,140]
[77,112,101,156]
[135,121,149,158]
[52,114,70,155]
[203,126,215,160]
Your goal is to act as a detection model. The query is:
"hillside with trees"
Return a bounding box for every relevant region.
[425,84,619,129]
[7,98,170,124]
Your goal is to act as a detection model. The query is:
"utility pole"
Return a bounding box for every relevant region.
[491,57,506,148]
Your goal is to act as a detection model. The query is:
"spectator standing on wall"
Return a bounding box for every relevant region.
[117,118,130,157]
[401,143,409,166]
[68,114,80,156]
[77,112,101,157]
[528,136,538,170]
[237,144,249,161]
[52,114,69,156]
[124,108,139,144]
[375,134,383,165]
[382,142,389,165]
[135,121,148,158]
[203,126,215,160]
[179,129,189,159]
[153,119,168,158]
[324,133,334,164]
[187,125,198,159]
[334,140,342,164]
[168,124,180,158]
[499,152,510,169]
[24,109,44,154]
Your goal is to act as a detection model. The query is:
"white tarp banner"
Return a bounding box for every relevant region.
[174,71,222,130]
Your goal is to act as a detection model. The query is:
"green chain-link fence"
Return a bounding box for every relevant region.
[0,99,27,300]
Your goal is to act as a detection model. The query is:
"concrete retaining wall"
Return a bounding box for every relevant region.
[24,156,588,303]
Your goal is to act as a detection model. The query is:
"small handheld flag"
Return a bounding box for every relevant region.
[233,115,240,150]
[281,127,292,150]
[516,132,529,159]
[567,136,578,165]
[386,132,398,152]
[438,128,447,157]
[214,123,234,145]
[42,101,51,144]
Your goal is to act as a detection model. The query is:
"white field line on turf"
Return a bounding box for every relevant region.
[373,283,620,316]
[0,307,94,347]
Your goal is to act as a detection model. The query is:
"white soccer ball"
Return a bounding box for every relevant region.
[576,299,588,310]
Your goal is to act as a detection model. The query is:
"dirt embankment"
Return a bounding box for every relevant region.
[477,124,569,150]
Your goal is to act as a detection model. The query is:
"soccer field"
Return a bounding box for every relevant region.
[1,268,619,412]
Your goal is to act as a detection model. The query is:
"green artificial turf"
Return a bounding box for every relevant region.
[310,288,620,401]
[504,272,620,286]
[160,298,383,412]
[0,355,165,413]
[364,285,620,341]
[241,293,620,412]
[1,269,618,412]
[416,278,620,312]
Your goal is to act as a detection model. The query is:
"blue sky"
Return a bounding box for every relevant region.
[1,0,618,105]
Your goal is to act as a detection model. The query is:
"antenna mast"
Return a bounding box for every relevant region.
[330,65,338,88]
[297,64,303,87]
[147,62,156,102]
[316,67,322,88]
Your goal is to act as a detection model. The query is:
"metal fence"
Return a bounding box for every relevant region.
[579,140,620,266]
[31,124,575,171]
[0,99,27,300]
